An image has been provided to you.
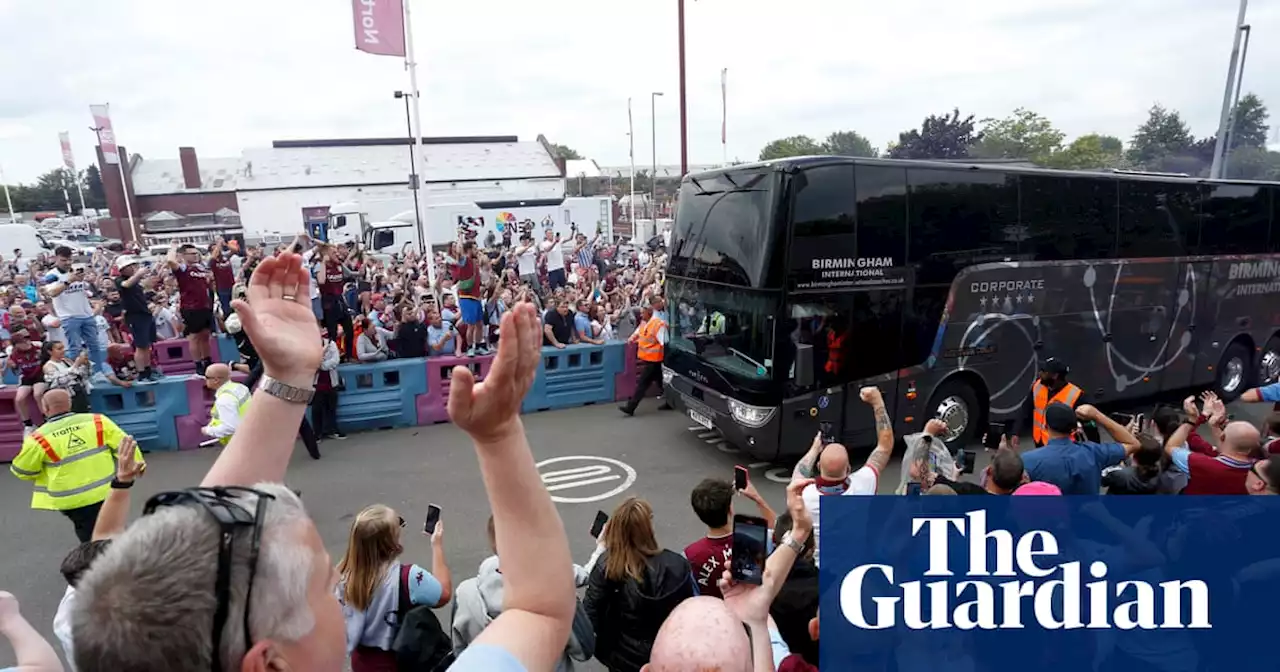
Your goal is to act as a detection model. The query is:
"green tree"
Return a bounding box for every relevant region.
[1044,134,1125,170]
[822,130,877,157]
[1229,92,1270,151]
[973,108,1065,163]
[886,109,982,160]
[549,143,582,160]
[1225,146,1280,181]
[84,164,106,209]
[1126,104,1193,168]
[759,135,824,161]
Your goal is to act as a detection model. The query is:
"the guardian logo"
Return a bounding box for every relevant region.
[839,511,1210,631]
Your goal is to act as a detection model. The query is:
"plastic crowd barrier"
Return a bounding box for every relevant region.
[334,358,428,432]
[214,335,241,364]
[522,342,626,413]
[612,341,661,402]
[88,378,189,452]
[418,356,493,425]
[153,339,197,376]
[0,339,650,459]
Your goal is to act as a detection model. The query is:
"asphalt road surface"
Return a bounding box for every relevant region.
[0,398,1269,669]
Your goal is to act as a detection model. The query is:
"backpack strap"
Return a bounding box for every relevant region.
[397,563,413,623]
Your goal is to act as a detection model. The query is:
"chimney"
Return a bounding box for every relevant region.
[179,147,201,189]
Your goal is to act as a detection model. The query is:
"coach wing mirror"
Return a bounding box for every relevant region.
[794,343,814,387]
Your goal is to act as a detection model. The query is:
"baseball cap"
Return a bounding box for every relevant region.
[1043,402,1078,434]
[1042,357,1069,375]
[115,255,139,271]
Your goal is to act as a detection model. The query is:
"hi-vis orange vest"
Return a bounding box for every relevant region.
[1031,381,1083,445]
[637,316,666,363]
[825,330,847,374]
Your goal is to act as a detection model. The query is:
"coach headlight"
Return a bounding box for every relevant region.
[728,399,775,428]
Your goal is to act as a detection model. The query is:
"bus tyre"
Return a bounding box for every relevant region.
[1216,342,1254,401]
[1259,337,1280,387]
[927,380,981,450]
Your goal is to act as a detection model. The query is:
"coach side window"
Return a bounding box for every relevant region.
[906,169,1020,285]
[1199,184,1271,255]
[1021,175,1117,261]
[1117,181,1198,258]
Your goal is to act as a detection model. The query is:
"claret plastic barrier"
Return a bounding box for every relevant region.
[1,337,636,461]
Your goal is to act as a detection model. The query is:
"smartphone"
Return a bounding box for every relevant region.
[590,510,609,539]
[1110,412,1134,426]
[1134,413,1145,429]
[423,504,441,535]
[734,465,749,491]
[984,422,1004,450]
[906,482,923,496]
[819,421,835,445]
[731,514,769,585]
[960,450,977,475]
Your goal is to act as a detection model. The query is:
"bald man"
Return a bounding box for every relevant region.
[643,597,753,671]
[1165,417,1261,495]
[790,387,894,567]
[201,363,251,446]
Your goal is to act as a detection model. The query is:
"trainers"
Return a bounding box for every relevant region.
[327,432,348,440]
[618,405,634,417]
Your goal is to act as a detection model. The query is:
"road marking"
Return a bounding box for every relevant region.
[747,461,771,469]
[716,442,740,454]
[536,455,638,504]
[764,467,791,483]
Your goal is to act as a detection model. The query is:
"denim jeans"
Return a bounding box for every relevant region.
[63,315,105,373]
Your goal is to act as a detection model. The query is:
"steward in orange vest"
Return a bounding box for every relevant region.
[1007,357,1098,447]
[620,299,671,416]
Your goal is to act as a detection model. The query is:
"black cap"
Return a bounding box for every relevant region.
[1044,402,1078,434]
[1042,358,1069,375]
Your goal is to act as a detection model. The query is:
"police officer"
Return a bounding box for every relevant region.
[8,388,143,542]
[1005,357,1100,448]
[201,363,251,445]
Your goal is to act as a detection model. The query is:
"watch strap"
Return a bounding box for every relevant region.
[110,478,135,490]
[782,532,805,555]
[258,375,315,404]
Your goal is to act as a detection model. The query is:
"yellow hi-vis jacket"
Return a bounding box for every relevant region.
[205,381,251,446]
[9,412,141,511]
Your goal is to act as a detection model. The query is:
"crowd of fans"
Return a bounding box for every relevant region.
[4,231,1280,672]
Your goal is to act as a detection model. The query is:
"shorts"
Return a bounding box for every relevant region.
[459,297,483,325]
[19,374,43,388]
[548,268,567,290]
[358,281,372,293]
[181,308,214,335]
[126,313,157,349]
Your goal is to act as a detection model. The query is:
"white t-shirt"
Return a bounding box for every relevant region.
[53,586,77,672]
[47,269,94,318]
[517,245,537,276]
[541,240,565,272]
[42,315,68,345]
[155,306,179,340]
[802,464,879,568]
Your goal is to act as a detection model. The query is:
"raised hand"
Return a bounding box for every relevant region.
[231,253,321,387]
[447,302,540,443]
[115,435,145,482]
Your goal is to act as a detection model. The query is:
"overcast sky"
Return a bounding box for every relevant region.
[1,0,1277,183]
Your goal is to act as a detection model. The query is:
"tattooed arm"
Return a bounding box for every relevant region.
[862,386,894,474]
[791,432,825,482]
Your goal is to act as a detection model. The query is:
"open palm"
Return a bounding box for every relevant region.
[448,302,540,443]
[232,253,322,381]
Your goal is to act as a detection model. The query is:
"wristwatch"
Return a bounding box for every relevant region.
[258,375,316,404]
[110,478,134,490]
[781,532,805,555]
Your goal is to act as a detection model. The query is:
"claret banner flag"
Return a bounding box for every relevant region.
[351,0,405,57]
[819,495,1280,671]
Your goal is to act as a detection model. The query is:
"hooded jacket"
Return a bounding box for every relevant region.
[583,549,696,672]
[450,555,595,672]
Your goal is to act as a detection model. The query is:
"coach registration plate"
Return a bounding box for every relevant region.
[689,409,713,430]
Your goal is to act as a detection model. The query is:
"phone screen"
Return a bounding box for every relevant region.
[590,510,609,539]
[960,450,977,475]
[984,422,1004,450]
[424,504,441,534]
[734,466,749,491]
[819,421,835,445]
[906,482,922,496]
[731,515,769,585]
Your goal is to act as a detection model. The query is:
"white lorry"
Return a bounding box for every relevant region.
[324,197,614,254]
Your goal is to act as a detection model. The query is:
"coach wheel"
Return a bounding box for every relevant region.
[1258,337,1280,386]
[1216,342,1254,401]
[928,379,981,448]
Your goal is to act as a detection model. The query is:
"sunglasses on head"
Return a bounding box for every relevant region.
[143,486,277,672]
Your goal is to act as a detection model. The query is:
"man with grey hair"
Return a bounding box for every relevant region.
[72,254,576,672]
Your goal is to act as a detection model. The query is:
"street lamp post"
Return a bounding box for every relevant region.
[677,0,688,177]
[651,91,664,221]
[394,90,426,254]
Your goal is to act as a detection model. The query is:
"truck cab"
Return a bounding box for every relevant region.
[324,201,420,254]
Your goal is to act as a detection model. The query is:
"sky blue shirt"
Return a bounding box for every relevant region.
[1257,382,1280,402]
[1020,437,1126,495]
[427,323,455,355]
[574,311,592,340]
[451,644,527,670]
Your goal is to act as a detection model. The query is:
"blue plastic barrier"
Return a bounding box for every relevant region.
[522,343,622,413]
[215,335,240,363]
[1,369,16,386]
[88,377,189,452]
[333,358,428,432]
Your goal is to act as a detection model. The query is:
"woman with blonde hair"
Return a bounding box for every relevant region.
[337,504,453,672]
[583,496,696,672]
